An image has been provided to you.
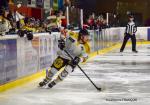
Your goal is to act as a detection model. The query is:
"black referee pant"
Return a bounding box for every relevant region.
[120,33,136,52]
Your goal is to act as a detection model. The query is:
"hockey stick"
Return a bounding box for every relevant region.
[64,50,101,91]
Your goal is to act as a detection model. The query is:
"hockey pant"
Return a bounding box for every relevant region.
[45,56,75,83]
[54,65,74,83]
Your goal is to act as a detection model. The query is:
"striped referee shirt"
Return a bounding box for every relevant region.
[125,21,137,35]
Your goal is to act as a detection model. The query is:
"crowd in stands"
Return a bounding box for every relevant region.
[84,13,107,30]
[0,0,68,36]
[0,1,113,36]
[0,5,67,36]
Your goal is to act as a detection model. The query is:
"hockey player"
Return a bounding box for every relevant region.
[39,29,90,88]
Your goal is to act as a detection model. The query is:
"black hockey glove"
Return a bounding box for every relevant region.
[124,32,127,36]
[58,39,65,50]
[72,56,80,66]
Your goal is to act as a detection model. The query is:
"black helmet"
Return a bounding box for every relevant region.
[78,29,89,41]
[79,29,89,36]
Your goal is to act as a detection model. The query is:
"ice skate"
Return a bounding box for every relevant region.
[39,79,49,87]
[48,81,56,88]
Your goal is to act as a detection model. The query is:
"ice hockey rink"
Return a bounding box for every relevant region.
[0,44,150,105]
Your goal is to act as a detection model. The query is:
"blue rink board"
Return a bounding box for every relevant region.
[0,39,17,84]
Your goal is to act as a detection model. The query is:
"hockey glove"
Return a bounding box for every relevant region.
[26,31,33,40]
[58,39,65,50]
[124,33,127,36]
[72,56,80,66]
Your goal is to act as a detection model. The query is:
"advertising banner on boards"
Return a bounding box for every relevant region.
[39,35,53,69]
[0,40,6,84]
[17,38,39,77]
[0,39,17,84]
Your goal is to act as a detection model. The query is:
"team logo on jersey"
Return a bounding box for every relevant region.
[53,58,64,69]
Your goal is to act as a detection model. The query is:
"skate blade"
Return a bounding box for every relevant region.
[38,82,47,88]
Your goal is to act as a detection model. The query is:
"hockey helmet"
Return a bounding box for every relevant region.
[78,29,89,41]
[79,29,89,36]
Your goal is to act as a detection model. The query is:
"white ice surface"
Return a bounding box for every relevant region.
[0,45,150,105]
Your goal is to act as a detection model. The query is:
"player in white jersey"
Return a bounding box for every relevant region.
[39,29,90,88]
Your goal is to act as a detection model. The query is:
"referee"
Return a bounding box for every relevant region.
[120,15,138,53]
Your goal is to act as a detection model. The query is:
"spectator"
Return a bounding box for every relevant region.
[0,7,12,35]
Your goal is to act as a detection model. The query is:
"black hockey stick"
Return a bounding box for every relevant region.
[64,50,101,91]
